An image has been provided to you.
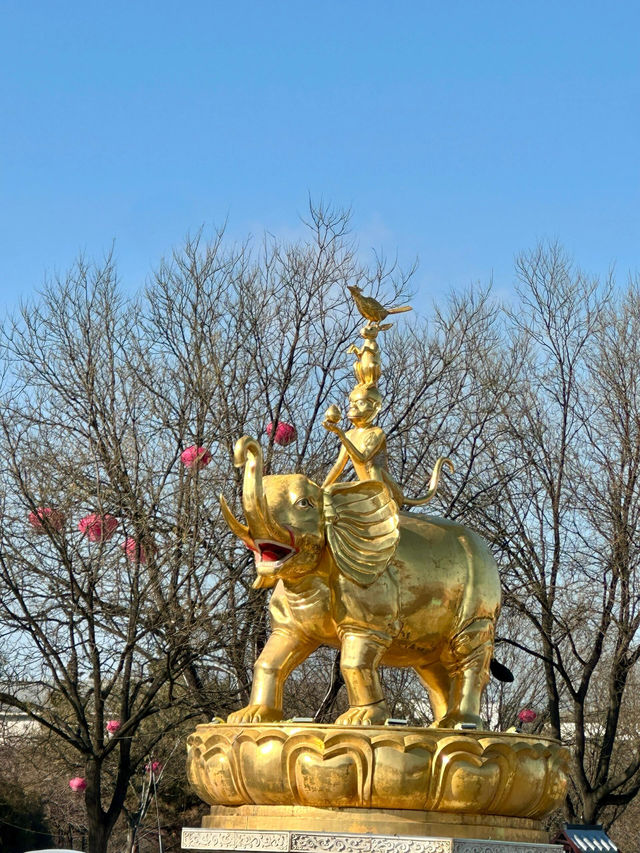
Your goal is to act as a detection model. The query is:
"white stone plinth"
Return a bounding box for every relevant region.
[181,828,561,853]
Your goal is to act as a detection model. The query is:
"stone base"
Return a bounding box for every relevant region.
[185,723,567,852]
[182,827,560,853]
[192,804,551,844]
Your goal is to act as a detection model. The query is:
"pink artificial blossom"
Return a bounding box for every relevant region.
[265,421,296,447]
[181,445,212,470]
[146,760,162,774]
[78,513,119,543]
[69,777,87,792]
[122,538,155,564]
[28,507,65,533]
[106,719,121,735]
[518,709,537,724]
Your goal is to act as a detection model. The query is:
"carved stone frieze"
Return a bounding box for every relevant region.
[369,839,451,853]
[181,829,289,851]
[181,828,561,853]
[455,846,557,853]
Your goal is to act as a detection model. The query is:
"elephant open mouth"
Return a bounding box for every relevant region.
[254,539,297,571]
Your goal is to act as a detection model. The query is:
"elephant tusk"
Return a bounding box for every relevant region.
[219,494,254,547]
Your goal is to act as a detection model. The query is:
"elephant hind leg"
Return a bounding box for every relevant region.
[414,662,451,726]
[435,618,494,730]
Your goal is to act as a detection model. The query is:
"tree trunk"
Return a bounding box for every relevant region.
[581,792,598,825]
[541,635,561,740]
[87,820,110,853]
[124,825,136,853]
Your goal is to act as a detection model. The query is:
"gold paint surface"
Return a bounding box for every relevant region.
[202,804,550,843]
[221,315,502,729]
[187,723,569,824]
[211,305,557,835]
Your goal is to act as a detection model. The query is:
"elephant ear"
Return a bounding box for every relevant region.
[323,481,399,586]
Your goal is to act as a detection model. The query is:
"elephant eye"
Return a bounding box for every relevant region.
[295,497,314,509]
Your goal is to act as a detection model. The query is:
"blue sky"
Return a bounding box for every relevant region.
[1,1,638,315]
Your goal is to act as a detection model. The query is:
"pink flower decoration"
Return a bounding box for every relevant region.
[266,421,296,446]
[146,760,162,774]
[69,777,87,792]
[181,445,212,470]
[518,709,537,724]
[79,513,119,543]
[106,719,121,735]
[28,507,65,533]
[122,538,155,564]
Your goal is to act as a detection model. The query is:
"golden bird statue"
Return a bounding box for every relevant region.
[347,285,412,325]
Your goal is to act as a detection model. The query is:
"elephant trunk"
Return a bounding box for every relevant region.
[232,436,290,544]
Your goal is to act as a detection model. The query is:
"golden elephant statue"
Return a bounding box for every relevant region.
[220,436,501,728]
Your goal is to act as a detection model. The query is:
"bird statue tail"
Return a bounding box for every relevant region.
[386,305,412,315]
[403,457,454,507]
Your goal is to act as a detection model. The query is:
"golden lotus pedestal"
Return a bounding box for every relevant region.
[182,723,569,851]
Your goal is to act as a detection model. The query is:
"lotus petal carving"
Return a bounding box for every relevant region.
[187,724,569,822]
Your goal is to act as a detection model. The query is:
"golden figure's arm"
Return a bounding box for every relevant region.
[324,424,384,465]
[322,444,349,487]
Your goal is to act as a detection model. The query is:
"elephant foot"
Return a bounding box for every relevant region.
[433,712,486,730]
[227,704,283,724]
[336,701,389,726]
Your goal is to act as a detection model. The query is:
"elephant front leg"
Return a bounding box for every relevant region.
[335,631,390,725]
[227,629,318,723]
[436,618,493,729]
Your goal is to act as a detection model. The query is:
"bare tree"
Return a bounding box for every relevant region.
[0,258,226,853]
[461,244,640,830]
[3,216,638,847]
[0,205,419,853]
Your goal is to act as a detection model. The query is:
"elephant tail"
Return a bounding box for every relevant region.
[403,456,454,507]
[490,657,514,682]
